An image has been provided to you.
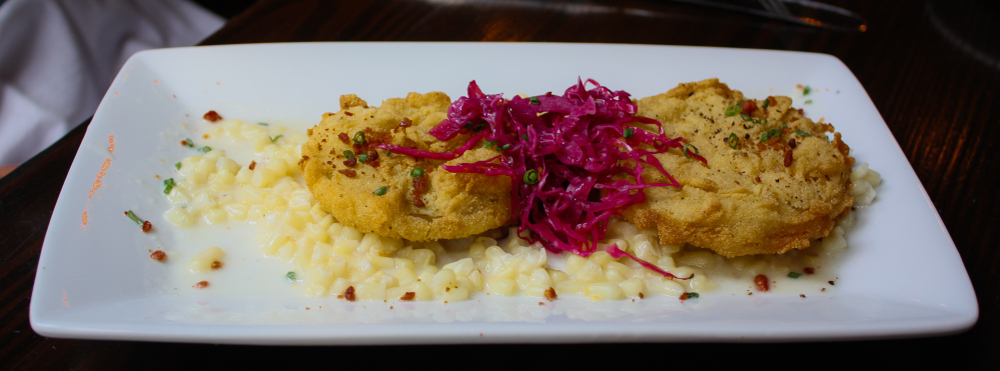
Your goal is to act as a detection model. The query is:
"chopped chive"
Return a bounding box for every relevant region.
[787,272,803,278]
[353,131,366,145]
[803,86,811,95]
[373,186,389,196]
[125,210,143,225]
[386,148,392,156]
[184,138,194,148]
[521,134,529,141]
[524,169,540,185]
[795,129,812,137]
[258,122,269,126]
[683,143,700,157]
[781,122,788,128]
[741,113,751,121]
[529,96,540,105]
[472,122,486,132]
[270,134,283,142]
[498,143,511,151]
[728,133,738,149]
[483,140,497,149]
[623,128,635,139]
[760,132,770,142]
[197,146,212,153]
[685,292,700,298]
[725,105,740,117]
[343,150,355,159]
[174,162,182,170]
[163,178,176,195]
[286,271,296,280]
[804,100,813,104]
[762,99,770,109]
[410,168,425,178]
[767,128,783,139]
[358,154,369,162]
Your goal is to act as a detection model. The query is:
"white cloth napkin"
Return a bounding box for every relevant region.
[0,0,224,166]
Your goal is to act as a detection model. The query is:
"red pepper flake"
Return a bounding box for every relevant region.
[400,117,412,127]
[179,140,189,146]
[828,280,835,285]
[344,112,353,116]
[400,292,416,301]
[755,176,761,183]
[150,250,166,261]
[203,110,222,122]
[194,281,209,289]
[211,261,223,270]
[784,149,793,167]
[799,294,806,298]
[803,267,815,274]
[338,132,350,144]
[368,150,379,162]
[343,157,357,167]
[368,160,380,167]
[740,100,758,116]
[141,220,153,233]
[754,274,770,292]
[248,161,256,170]
[638,292,644,299]
[679,293,689,300]
[344,286,356,301]
[412,176,428,207]
[338,169,357,177]
[544,287,557,301]
[789,138,797,149]
[797,108,804,115]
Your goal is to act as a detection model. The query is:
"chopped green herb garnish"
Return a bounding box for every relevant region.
[803,86,811,95]
[683,143,700,157]
[521,134,529,141]
[524,169,540,185]
[741,113,751,121]
[483,140,497,149]
[760,132,770,142]
[174,162,182,170]
[472,122,486,132]
[795,129,811,137]
[163,178,176,195]
[685,292,700,298]
[358,154,369,162]
[343,150,355,159]
[725,105,740,117]
[623,128,635,139]
[270,134,283,142]
[410,168,425,178]
[286,271,296,280]
[258,122,269,126]
[781,122,788,128]
[125,210,143,225]
[762,99,770,110]
[498,143,511,151]
[197,146,212,153]
[353,131,366,144]
[727,133,738,149]
[804,100,813,104]
[787,272,803,278]
[529,96,540,105]
[373,186,389,196]
[184,138,194,148]
[386,148,392,156]
[767,128,783,139]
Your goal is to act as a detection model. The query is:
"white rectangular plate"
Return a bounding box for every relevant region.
[30,43,977,344]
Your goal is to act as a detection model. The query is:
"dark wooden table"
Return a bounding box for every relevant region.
[3,0,998,368]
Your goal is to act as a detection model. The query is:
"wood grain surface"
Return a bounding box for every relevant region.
[2,0,998,368]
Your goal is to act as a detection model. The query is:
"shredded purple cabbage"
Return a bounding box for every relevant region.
[379,79,701,262]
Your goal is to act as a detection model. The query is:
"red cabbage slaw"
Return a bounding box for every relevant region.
[379,79,703,278]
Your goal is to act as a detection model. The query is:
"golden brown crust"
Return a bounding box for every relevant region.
[300,92,511,241]
[623,78,854,257]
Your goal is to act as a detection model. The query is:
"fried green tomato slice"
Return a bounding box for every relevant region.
[299,92,511,241]
[624,79,854,257]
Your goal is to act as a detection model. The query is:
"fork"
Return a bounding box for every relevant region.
[668,0,868,32]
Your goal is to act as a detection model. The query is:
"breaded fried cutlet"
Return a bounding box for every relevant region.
[299,92,511,241]
[623,78,854,257]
